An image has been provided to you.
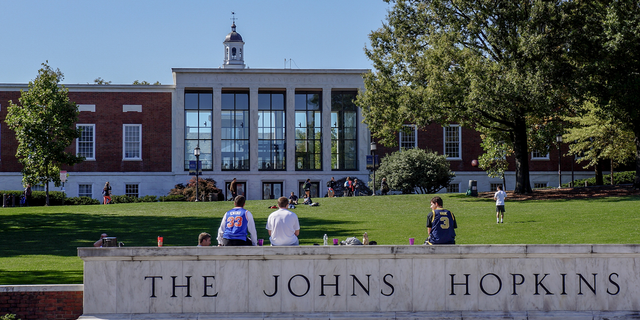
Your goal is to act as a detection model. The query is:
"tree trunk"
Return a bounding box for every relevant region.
[45,162,50,206]
[610,159,614,185]
[595,161,604,186]
[511,117,532,194]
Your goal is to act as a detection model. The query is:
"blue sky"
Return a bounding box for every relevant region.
[0,1,391,85]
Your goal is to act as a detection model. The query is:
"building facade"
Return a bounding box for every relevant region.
[0,24,593,200]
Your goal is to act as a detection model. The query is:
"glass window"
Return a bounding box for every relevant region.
[184,92,213,170]
[399,124,417,150]
[123,124,141,160]
[532,148,549,160]
[533,182,548,189]
[125,184,139,197]
[77,124,95,160]
[331,91,358,170]
[221,92,250,170]
[490,183,503,192]
[262,182,283,200]
[444,125,461,159]
[258,92,286,170]
[446,183,460,193]
[295,92,322,170]
[78,184,92,197]
[225,181,246,200]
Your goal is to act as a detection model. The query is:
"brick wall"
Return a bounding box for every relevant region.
[0,286,82,320]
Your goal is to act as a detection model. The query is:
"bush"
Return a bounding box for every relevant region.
[66,196,100,205]
[562,171,636,187]
[0,190,66,206]
[137,195,157,202]
[158,195,186,202]
[111,195,137,204]
[371,148,455,194]
[169,177,221,202]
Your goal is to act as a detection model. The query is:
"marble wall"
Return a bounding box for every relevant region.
[78,245,640,318]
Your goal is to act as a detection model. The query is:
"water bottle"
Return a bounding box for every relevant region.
[323,234,328,246]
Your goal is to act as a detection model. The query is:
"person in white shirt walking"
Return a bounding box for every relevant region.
[494,185,507,224]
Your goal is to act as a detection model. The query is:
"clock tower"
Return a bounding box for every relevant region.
[222,22,245,69]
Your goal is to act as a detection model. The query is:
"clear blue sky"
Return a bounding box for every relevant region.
[0,1,392,85]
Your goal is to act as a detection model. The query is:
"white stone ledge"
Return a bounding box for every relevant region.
[78,244,640,261]
[77,310,640,320]
[0,284,83,292]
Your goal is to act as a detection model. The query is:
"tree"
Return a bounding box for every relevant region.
[5,62,84,205]
[563,101,636,186]
[371,148,454,194]
[566,1,640,188]
[477,132,512,190]
[356,0,571,194]
[93,77,111,85]
[169,177,221,202]
[133,80,161,85]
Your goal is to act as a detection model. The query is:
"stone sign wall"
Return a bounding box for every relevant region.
[78,245,640,319]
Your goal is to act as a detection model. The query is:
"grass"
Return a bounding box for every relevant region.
[1,193,639,284]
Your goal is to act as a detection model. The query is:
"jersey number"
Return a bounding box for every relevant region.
[226,216,243,228]
[439,217,450,229]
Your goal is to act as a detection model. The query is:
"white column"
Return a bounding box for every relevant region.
[172,87,185,174]
[322,87,332,172]
[285,87,297,194]
[249,87,259,172]
[213,87,222,173]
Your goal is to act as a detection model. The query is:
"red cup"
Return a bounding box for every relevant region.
[158,236,163,247]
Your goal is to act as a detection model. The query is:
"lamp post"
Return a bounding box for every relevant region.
[194,146,201,202]
[556,134,562,188]
[370,141,377,196]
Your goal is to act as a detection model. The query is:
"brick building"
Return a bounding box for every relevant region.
[0,24,592,200]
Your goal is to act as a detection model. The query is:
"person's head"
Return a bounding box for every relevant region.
[232,178,236,181]
[354,178,358,182]
[198,232,211,246]
[430,196,443,209]
[331,177,335,181]
[234,195,246,207]
[105,182,110,187]
[291,191,294,195]
[382,177,386,181]
[497,185,502,191]
[306,178,310,182]
[347,176,351,181]
[277,196,289,208]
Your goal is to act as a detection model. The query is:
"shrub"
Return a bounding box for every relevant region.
[169,177,221,202]
[0,190,66,206]
[158,194,186,202]
[66,196,100,205]
[371,148,455,194]
[137,195,157,203]
[111,195,137,204]
[1,314,20,320]
[563,171,636,187]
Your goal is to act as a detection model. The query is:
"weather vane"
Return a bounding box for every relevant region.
[231,12,237,24]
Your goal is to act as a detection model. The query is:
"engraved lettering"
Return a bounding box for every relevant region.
[351,274,371,296]
[381,274,394,296]
[288,274,310,297]
[511,274,525,296]
[320,275,340,297]
[561,274,567,295]
[450,274,470,296]
[607,273,620,295]
[480,273,502,296]
[534,274,553,295]
[144,276,162,298]
[577,273,597,295]
[203,276,218,297]
[264,275,279,297]
[171,276,192,298]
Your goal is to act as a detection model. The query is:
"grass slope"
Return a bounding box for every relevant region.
[1,194,639,284]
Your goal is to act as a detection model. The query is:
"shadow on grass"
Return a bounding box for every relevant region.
[0,213,361,257]
[0,269,83,285]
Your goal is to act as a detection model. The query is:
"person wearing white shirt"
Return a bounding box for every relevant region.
[494,185,507,224]
[266,197,300,246]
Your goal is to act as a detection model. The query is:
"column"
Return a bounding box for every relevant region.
[212,87,222,173]
[249,87,259,172]
[322,87,332,172]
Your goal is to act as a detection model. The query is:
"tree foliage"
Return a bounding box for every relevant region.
[169,177,221,202]
[356,0,572,194]
[566,0,640,187]
[133,80,162,85]
[372,148,454,194]
[93,77,111,85]
[477,131,512,188]
[5,62,84,205]
[563,101,636,178]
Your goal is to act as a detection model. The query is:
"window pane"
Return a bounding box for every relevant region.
[199,93,212,109]
[185,93,198,109]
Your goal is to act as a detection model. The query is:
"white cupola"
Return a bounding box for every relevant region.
[222,22,245,69]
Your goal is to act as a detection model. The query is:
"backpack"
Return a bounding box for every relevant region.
[326,181,331,187]
[303,182,310,190]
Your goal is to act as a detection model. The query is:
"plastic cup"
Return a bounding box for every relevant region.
[333,238,339,245]
[409,238,415,245]
[158,236,163,247]
[258,239,263,246]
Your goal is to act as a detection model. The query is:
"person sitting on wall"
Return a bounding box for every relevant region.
[198,232,212,246]
[266,197,300,246]
[217,195,258,246]
[93,233,108,247]
[425,196,457,245]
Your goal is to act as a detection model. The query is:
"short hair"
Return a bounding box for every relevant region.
[234,195,246,207]
[430,196,443,207]
[497,185,502,190]
[198,232,211,244]
[277,196,289,208]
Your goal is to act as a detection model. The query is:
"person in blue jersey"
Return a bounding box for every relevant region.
[425,196,457,245]
[216,195,258,246]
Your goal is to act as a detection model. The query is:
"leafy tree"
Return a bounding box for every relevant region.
[169,177,221,202]
[477,132,512,190]
[566,1,640,187]
[563,101,636,185]
[132,80,162,85]
[93,77,111,85]
[5,62,84,206]
[356,0,571,194]
[372,148,454,194]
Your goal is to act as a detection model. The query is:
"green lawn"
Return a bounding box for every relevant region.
[1,193,639,284]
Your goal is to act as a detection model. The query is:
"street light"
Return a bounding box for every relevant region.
[370,141,377,196]
[194,146,201,202]
[556,134,562,188]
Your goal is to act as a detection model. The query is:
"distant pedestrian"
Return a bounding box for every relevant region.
[303,179,311,199]
[327,177,336,198]
[102,182,112,204]
[229,178,238,200]
[344,177,353,197]
[353,178,360,196]
[380,178,389,195]
[23,184,32,206]
[494,185,507,224]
